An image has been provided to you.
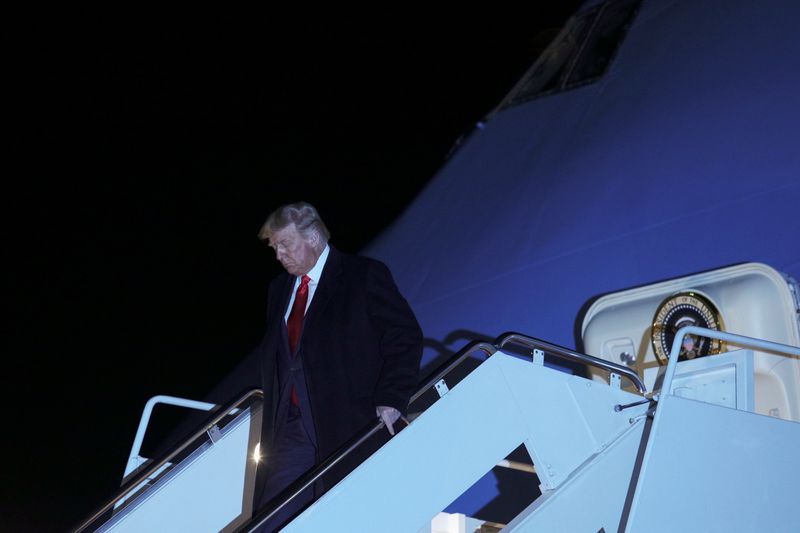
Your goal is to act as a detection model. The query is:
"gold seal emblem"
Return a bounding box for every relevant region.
[651,291,725,364]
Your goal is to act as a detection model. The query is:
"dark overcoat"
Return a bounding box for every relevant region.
[259,245,423,471]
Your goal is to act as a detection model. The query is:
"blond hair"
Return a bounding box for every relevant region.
[258,201,331,244]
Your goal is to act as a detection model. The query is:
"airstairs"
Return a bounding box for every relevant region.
[75,328,800,533]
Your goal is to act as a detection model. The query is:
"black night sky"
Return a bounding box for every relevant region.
[5,7,581,531]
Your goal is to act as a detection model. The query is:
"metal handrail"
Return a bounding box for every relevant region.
[239,418,385,532]
[237,329,800,532]
[124,395,217,478]
[238,340,497,533]
[662,326,800,394]
[411,341,496,403]
[73,389,264,533]
[495,332,647,393]
[80,333,639,532]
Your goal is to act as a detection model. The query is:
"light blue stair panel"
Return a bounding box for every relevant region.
[626,394,800,533]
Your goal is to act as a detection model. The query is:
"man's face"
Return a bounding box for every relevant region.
[268,223,320,276]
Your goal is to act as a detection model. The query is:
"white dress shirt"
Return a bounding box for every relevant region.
[284,244,330,322]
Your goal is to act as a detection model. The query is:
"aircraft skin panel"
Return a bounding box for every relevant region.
[402,182,798,362]
[365,0,800,371]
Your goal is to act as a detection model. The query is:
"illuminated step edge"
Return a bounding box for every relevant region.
[419,512,504,533]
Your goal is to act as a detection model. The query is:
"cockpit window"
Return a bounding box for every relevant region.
[502,0,642,108]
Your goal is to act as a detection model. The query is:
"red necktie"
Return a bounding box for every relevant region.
[287,275,310,354]
[287,275,310,406]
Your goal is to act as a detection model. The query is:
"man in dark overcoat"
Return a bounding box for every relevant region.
[253,202,423,531]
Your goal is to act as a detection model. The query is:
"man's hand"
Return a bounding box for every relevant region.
[376,405,401,436]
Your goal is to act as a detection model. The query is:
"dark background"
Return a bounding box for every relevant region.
[5,6,581,531]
